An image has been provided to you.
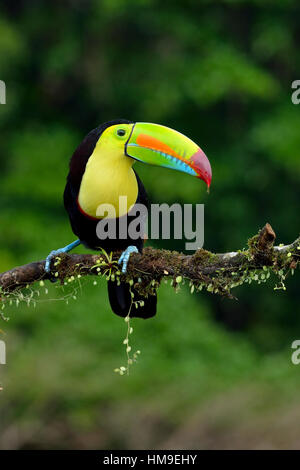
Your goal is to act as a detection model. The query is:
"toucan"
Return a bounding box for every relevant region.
[45,120,212,319]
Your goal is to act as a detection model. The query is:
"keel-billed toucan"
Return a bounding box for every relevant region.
[45,120,212,319]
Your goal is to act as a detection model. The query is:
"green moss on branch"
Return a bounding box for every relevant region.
[0,224,299,306]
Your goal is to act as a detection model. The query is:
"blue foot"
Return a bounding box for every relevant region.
[118,246,139,273]
[45,240,81,273]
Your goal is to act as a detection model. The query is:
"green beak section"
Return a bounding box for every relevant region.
[125,122,212,187]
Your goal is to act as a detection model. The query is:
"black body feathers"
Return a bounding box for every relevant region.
[63,120,157,319]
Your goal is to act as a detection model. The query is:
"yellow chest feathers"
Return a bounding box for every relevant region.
[78,141,138,219]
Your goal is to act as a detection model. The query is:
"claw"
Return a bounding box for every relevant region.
[45,240,81,274]
[118,246,139,273]
[45,249,64,273]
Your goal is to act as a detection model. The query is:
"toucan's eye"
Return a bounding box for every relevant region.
[117,129,126,137]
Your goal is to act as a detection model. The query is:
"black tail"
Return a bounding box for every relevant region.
[107,280,157,319]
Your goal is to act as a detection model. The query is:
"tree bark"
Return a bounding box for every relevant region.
[0,224,299,298]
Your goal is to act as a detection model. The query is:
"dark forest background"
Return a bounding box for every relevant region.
[0,0,299,449]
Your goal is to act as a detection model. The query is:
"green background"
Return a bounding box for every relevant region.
[0,0,299,449]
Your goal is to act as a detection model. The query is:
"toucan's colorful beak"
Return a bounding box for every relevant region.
[125,122,212,188]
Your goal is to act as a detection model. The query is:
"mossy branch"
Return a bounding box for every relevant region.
[0,223,299,299]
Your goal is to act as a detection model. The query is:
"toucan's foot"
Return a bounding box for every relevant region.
[45,249,65,274]
[45,240,81,275]
[118,246,139,273]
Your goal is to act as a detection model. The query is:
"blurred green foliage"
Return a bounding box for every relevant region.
[0,0,299,449]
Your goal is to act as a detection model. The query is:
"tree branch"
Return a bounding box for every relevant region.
[0,224,299,299]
